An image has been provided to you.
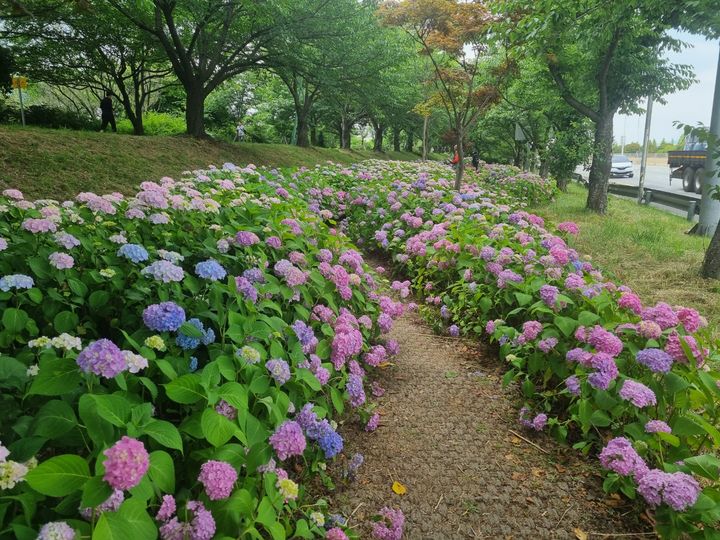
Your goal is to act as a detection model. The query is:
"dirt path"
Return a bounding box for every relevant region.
[331,311,653,539]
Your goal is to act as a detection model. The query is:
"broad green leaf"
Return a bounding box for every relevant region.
[142,420,183,452]
[28,357,82,396]
[164,374,205,404]
[2,308,28,333]
[148,451,175,493]
[201,408,239,447]
[93,498,157,540]
[25,454,90,496]
[90,394,131,427]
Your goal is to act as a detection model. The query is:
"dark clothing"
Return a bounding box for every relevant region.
[100,97,113,116]
[99,96,116,132]
[471,150,479,170]
[100,115,117,132]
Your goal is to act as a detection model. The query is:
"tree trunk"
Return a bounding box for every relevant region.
[455,125,465,190]
[557,177,570,192]
[373,123,385,152]
[586,113,614,213]
[340,115,352,149]
[295,109,310,148]
[392,128,401,152]
[318,131,325,147]
[701,224,720,278]
[405,129,413,152]
[185,87,206,137]
[310,125,317,146]
[422,116,428,161]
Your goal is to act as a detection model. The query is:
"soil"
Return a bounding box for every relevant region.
[327,311,655,539]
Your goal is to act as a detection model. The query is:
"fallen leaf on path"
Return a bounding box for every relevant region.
[511,472,524,481]
[510,436,522,445]
[377,362,395,368]
[573,528,588,540]
[392,481,407,495]
[531,468,544,478]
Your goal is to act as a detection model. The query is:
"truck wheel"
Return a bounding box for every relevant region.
[694,167,705,194]
[682,168,696,192]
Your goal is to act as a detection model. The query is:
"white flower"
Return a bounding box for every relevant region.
[0,460,29,489]
[51,333,82,351]
[0,442,8,462]
[99,268,116,278]
[28,336,52,349]
[26,365,39,377]
[123,351,148,374]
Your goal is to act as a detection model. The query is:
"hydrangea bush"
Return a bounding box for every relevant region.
[290,160,720,538]
[0,165,404,539]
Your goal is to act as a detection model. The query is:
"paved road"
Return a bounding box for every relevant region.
[576,164,689,194]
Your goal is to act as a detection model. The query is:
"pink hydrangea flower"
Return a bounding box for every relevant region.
[102,436,149,490]
[198,460,237,500]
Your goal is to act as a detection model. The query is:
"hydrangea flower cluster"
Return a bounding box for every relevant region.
[102,436,149,490]
[143,301,186,332]
[76,339,127,378]
[371,507,405,540]
[197,460,237,500]
[269,421,307,460]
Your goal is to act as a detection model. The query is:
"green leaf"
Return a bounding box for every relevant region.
[201,408,240,447]
[93,498,157,540]
[577,311,600,326]
[32,399,78,439]
[2,308,28,333]
[67,278,88,297]
[553,316,577,337]
[256,496,277,528]
[330,387,345,415]
[28,357,82,396]
[81,476,113,508]
[217,382,249,411]
[90,394,131,427]
[178,321,204,339]
[243,413,268,448]
[89,290,111,310]
[25,454,90,496]
[684,454,720,481]
[514,292,533,306]
[53,311,79,334]
[142,420,183,452]
[164,374,205,404]
[590,410,612,427]
[148,451,175,493]
[315,339,330,359]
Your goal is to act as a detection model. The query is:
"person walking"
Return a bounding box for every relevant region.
[450,145,460,169]
[99,92,117,132]
[233,121,245,142]
[471,147,480,171]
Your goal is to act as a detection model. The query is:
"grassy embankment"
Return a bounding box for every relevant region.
[534,183,720,331]
[0,125,428,200]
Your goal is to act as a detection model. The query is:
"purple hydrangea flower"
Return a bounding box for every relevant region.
[266,358,291,385]
[372,507,405,540]
[0,273,34,291]
[565,375,581,396]
[143,302,186,332]
[636,348,673,373]
[235,231,260,246]
[539,284,559,307]
[76,339,127,378]
[347,373,366,407]
[448,324,459,337]
[366,413,380,432]
[141,260,184,282]
[637,469,700,511]
[198,460,237,500]
[598,437,648,478]
[645,420,672,434]
[37,522,76,540]
[619,379,657,408]
[269,421,306,460]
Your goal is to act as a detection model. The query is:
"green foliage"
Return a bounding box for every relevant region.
[116,113,186,136]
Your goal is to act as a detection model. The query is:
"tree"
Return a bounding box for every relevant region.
[382,0,502,189]
[0,47,13,94]
[3,2,172,135]
[107,0,333,137]
[499,0,695,213]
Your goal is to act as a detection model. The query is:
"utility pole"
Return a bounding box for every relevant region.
[694,44,720,237]
[620,135,625,155]
[638,95,653,204]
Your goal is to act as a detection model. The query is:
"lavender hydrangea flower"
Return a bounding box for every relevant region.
[76,339,127,378]
[645,420,672,434]
[117,243,149,263]
[448,324,459,337]
[80,489,124,519]
[37,522,76,540]
[598,437,648,478]
[141,260,184,282]
[637,469,700,511]
[618,379,657,408]
[269,421,306,460]
[539,284,559,306]
[565,375,581,396]
[235,231,260,246]
[0,274,34,292]
[235,276,258,303]
[194,259,227,281]
[347,373,366,407]
[372,507,405,540]
[142,302,186,332]
[266,358,291,385]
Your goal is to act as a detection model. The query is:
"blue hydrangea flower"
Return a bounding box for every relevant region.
[318,430,343,459]
[175,318,214,350]
[0,274,34,292]
[117,243,149,263]
[142,302,186,332]
[189,356,198,372]
[195,259,227,281]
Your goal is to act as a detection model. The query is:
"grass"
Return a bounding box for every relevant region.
[533,183,720,331]
[0,125,424,200]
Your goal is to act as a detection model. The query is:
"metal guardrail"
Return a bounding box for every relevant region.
[607,183,700,221]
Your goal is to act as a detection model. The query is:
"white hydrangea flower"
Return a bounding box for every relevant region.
[51,333,82,351]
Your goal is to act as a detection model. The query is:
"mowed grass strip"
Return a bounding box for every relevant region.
[0,125,425,200]
[534,183,720,334]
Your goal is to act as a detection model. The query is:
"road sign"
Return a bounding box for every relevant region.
[11,76,28,90]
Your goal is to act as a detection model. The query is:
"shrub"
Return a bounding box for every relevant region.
[0,163,401,539]
[288,159,720,538]
[116,112,186,136]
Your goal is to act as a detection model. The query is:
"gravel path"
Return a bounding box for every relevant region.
[331,311,653,539]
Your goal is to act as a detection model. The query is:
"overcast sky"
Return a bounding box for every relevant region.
[615,32,718,145]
